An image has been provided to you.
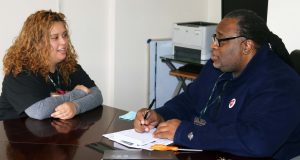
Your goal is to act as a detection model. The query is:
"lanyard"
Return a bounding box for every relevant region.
[48,72,66,94]
[194,73,229,126]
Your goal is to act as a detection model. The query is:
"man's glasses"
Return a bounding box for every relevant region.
[212,34,245,47]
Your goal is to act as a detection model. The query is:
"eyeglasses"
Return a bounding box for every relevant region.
[212,34,245,47]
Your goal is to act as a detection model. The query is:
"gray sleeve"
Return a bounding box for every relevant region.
[25,89,87,120]
[73,86,103,114]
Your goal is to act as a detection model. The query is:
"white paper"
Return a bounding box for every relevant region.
[103,129,173,150]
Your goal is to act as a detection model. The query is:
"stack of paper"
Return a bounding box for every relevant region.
[103,129,173,150]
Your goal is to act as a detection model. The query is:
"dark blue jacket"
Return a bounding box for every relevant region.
[155,45,300,159]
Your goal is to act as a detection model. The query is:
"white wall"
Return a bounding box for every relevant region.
[0,0,58,85]
[207,0,222,23]
[59,0,112,107]
[267,0,300,53]
[1,0,299,112]
[113,0,208,111]
[0,0,208,112]
[205,0,300,53]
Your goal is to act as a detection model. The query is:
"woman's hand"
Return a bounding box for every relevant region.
[51,119,79,133]
[74,85,91,94]
[51,102,77,119]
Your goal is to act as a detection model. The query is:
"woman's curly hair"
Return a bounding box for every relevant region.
[3,10,78,84]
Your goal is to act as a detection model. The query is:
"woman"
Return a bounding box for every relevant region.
[0,10,103,120]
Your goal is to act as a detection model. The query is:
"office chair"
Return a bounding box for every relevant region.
[290,50,300,75]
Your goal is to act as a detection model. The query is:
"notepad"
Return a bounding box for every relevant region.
[103,129,173,150]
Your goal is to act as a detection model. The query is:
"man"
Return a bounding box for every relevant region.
[134,9,300,159]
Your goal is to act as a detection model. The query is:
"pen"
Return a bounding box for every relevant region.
[143,99,156,120]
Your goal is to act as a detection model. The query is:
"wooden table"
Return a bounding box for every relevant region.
[0,105,272,160]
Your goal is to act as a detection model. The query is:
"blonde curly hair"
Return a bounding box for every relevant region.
[3,10,78,84]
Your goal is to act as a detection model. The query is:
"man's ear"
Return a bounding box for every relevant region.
[242,39,256,55]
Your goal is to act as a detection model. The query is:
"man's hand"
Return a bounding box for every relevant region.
[133,108,164,133]
[153,119,181,140]
[51,102,77,119]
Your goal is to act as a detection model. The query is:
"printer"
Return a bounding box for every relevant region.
[172,21,217,61]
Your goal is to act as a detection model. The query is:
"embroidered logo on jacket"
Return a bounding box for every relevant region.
[228,98,236,108]
[188,132,194,141]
